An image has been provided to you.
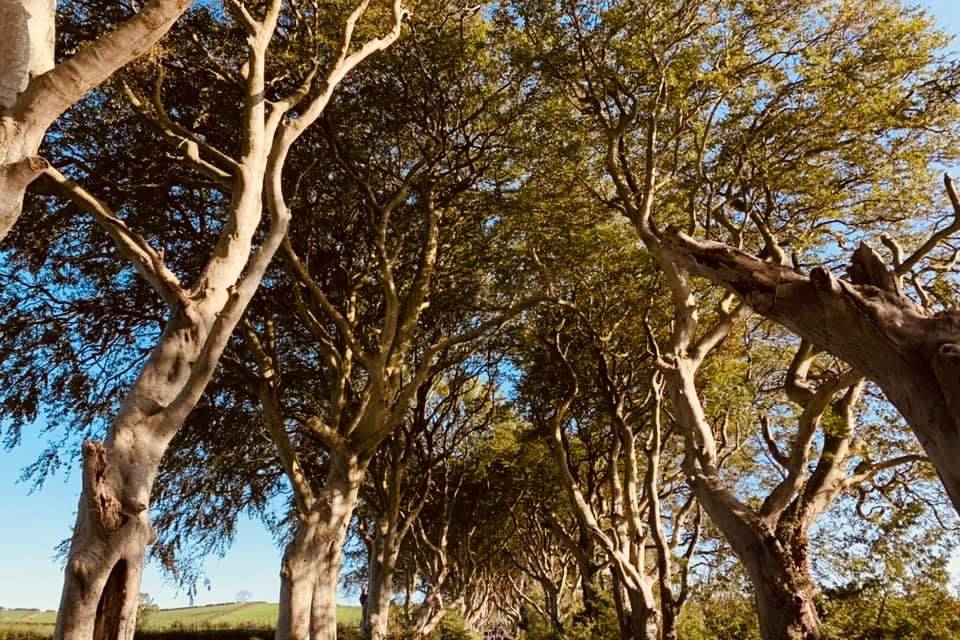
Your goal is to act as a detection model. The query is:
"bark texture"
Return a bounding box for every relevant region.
[0,0,53,109]
[0,0,194,239]
[362,525,400,640]
[55,443,150,640]
[274,457,365,640]
[660,227,960,514]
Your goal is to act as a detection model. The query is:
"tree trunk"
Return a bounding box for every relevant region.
[276,484,360,640]
[310,547,342,640]
[660,604,679,640]
[611,573,632,640]
[0,0,53,109]
[578,573,602,624]
[53,443,151,640]
[748,545,820,640]
[362,527,399,640]
[411,595,445,639]
[626,583,659,640]
[691,476,821,640]
[55,311,212,640]
[275,521,320,640]
[660,229,960,515]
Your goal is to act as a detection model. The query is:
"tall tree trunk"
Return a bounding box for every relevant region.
[579,571,602,624]
[308,458,365,640]
[611,572,633,640]
[688,476,821,640]
[54,443,150,640]
[654,354,821,640]
[55,313,213,640]
[363,527,399,640]
[747,541,820,640]
[310,545,343,640]
[275,521,320,640]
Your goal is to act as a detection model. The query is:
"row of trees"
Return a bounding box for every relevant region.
[3,0,960,639]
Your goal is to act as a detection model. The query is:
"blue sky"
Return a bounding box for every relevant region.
[3,0,960,613]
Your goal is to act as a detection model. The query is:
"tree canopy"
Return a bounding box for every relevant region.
[4,1,960,640]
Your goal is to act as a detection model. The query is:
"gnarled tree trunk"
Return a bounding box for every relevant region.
[55,309,222,640]
[660,228,960,516]
[746,537,820,640]
[55,443,149,640]
[666,361,824,640]
[275,456,365,640]
[410,593,447,639]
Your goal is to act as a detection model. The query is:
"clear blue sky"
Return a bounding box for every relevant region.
[2,0,960,613]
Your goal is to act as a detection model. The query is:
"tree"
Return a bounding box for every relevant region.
[0,1,406,638]
[0,0,197,238]
[135,7,537,638]
[509,0,960,636]
[357,362,498,640]
[135,593,159,631]
[510,222,702,640]
[660,194,960,516]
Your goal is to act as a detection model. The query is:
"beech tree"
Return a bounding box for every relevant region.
[508,0,960,637]
[512,244,701,640]
[136,7,538,638]
[398,419,529,638]
[660,182,960,517]
[8,0,960,638]
[356,361,501,640]
[0,0,201,239]
[0,0,406,638]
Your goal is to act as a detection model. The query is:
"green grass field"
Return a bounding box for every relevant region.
[0,602,362,637]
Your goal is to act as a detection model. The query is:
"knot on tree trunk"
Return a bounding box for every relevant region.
[808,267,838,293]
[847,243,902,296]
[82,440,128,532]
[0,154,48,240]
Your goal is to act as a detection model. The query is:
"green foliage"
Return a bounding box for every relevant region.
[821,580,960,639]
[0,604,363,639]
[676,595,762,640]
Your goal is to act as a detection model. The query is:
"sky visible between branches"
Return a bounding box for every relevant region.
[2,0,960,613]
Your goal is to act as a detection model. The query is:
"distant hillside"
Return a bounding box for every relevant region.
[0,602,362,636]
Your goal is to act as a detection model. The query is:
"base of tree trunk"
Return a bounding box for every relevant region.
[55,442,153,640]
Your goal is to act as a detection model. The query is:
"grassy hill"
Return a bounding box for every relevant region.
[0,602,362,637]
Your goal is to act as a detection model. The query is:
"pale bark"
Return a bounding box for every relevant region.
[411,601,446,639]
[362,523,401,640]
[0,0,195,238]
[50,0,405,635]
[310,467,363,640]
[276,521,321,640]
[537,322,699,640]
[665,358,824,640]
[274,457,365,640]
[0,0,53,108]
[364,552,394,640]
[360,429,431,640]
[56,186,289,640]
[659,227,960,515]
